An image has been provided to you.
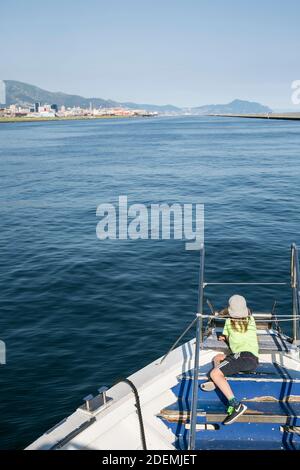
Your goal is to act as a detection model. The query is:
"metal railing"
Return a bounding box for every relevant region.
[161,243,300,450]
[187,242,300,449]
[159,316,197,365]
[188,244,205,450]
[291,243,300,345]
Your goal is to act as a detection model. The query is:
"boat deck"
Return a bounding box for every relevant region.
[27,329,300,451]
[159,350,300,450]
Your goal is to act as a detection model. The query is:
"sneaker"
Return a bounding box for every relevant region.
[200,381,216,392]
[223,403,247,425]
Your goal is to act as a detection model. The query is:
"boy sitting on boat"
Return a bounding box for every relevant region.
[202,295,259,425]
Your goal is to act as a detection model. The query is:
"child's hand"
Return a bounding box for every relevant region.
[218,335,226,341]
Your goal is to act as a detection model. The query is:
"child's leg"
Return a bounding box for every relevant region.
[210,367,235,401]
[210,354,248,424]
[213,353,226,367]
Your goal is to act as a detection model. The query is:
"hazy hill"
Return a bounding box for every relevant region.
[2,81,272,114]
[189,99,272,115]
[121,101,180,112]
[4,80,118,109]
[3,80,181,112]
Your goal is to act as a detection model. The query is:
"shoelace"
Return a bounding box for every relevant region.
[226,405,234,415]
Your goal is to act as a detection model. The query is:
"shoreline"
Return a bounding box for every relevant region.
[0,114,152,124]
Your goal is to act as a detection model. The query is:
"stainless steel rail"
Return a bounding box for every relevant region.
[188,244,205,450]
[159,316,197,365]
[291,243,300,345]
[204,282,287,286]
[196,314,300,322]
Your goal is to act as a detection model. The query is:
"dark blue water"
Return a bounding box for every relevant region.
[1,116,300,449]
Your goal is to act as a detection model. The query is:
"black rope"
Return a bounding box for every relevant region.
[117,378,147,450]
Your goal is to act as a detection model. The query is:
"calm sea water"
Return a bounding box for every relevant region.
[1,116,300,449]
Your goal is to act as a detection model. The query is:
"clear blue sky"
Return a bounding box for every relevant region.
[1,0,300,108]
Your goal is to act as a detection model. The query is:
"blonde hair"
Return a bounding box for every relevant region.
[230,317,250,333]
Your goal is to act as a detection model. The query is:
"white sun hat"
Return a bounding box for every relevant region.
[228,295,249,319]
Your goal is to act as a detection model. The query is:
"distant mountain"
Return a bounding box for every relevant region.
[2,81,272,114]
[120,101,180,113]
[4,80,118,109]
[189,99,272,115]
[3,80,181,113]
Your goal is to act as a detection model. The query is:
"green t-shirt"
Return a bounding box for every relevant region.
[223,316,259,358]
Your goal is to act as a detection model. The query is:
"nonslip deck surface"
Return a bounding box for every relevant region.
[158,342,300,450]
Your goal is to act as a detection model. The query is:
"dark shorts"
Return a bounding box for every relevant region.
[216,351,259,376]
